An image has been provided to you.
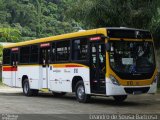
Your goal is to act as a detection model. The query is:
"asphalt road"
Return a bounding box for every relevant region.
[0,87,159,120]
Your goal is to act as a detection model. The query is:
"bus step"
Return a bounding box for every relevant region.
[40,88,49,92]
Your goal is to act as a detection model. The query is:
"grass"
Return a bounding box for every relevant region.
[0,78,2,85]
[0,78,5,87]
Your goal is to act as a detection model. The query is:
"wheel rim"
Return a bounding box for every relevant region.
[77,85,85,100]
[24,82,29,94]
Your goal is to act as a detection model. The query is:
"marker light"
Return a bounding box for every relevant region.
[89,36,101,41]
[109,75,120,86]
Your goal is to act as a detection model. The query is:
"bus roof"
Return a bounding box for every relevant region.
[4,27,151,49]
[4,28,107,49]
[106,27,150,32]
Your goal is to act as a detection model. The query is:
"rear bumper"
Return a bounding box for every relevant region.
[106,78,157,96]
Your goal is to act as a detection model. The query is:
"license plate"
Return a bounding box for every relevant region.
[127,81,140,86]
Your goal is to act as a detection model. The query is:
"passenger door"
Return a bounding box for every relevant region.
[40,43,51,88]
[90,40,106,94]
[11,50,18,87]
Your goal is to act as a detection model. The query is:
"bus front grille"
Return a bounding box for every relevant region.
[124,87,150,94]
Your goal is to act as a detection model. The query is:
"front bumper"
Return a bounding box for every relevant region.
[106,78,157,96]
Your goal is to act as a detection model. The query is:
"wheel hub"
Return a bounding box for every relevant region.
[77,85,84,99]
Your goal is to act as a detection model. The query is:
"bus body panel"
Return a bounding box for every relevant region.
[17,66,40,89]
[2,68,12,87]
[148,83,157,94]
[49,65,90,94]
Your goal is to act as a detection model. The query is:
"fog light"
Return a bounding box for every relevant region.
[109,75,120,86]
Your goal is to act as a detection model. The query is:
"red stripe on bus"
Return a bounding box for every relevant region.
[65,65,82,67]
[3,67,17,71]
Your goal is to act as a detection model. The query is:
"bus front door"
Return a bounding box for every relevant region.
[40,48,50,88]
[11,52,18,87]
[90,42,106,94]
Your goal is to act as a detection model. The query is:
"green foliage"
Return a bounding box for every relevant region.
[0,0,160,47]
[68,0,159,28]
[0,27,21,42]
[68,0,160,47]
[0,44,2,62]
[0,0,77,41]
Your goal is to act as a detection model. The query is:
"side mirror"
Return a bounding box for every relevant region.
[106,43,110,52]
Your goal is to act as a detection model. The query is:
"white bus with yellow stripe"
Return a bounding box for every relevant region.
[2,27,158,103]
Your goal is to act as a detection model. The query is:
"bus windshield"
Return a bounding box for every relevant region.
[109,41,155,76]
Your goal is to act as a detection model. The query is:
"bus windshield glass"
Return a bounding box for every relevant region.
[109,41,155,75]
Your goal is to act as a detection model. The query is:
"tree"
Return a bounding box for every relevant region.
[0,27,21,42]
[68,0,159,29]
[67,0,160,48]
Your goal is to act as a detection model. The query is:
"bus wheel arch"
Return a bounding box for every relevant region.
[72,76,83,92]
[22,75,28,88]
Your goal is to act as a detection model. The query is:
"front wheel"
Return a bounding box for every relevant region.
[75,81,90,103]
[113,95,127,103]
[23,79,38,96]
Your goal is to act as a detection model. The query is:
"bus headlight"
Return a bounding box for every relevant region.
[109,75,120,86]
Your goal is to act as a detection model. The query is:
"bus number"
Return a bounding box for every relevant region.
[127,81,133,86]
[74,69,78,73]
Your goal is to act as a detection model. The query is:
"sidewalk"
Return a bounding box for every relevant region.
[0,85,22,93]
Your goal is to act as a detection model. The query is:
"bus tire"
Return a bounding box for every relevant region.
[52,92,66,97]
[113,95,127,103]
[75,81,90,103]
[22,79,38,96]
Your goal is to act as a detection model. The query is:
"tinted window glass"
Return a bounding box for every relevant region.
[72,39,88,60]
[30,45,39,63]
[56,41,70,61]
[20,46,30,63]
[3,49,11,65]
[107,29,152,39]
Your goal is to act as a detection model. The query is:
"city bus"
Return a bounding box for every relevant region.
[2,27,158,103]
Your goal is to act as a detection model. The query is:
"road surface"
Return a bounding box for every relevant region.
[0,86,159,120]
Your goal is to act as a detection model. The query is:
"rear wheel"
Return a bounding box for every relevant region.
[22,79,38,96]
[75,81,90,103]
[113,95,127,103]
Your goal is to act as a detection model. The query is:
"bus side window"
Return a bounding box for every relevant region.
[56,41,70,62]
[3,49,11,65]
[72,38,88,60]
[30,45,39,63]
[20,46,30,64]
